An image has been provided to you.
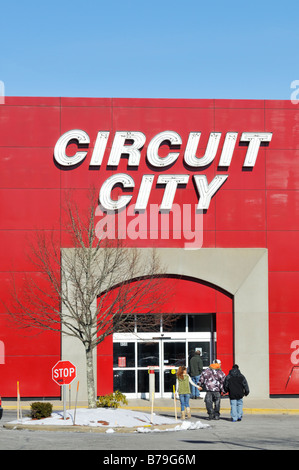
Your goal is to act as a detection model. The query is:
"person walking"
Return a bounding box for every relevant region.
[198,359,226,420]
[224,364,250,422]
[189,350,203,399]
[176,366,200,420]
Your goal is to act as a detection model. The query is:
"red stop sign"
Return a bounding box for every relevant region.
[52,360,76,386]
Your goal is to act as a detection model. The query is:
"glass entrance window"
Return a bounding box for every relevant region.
[163,341,185,394]
[137,342,160,394]
[188,314,211,332]
[113,342,136,393]
[163,342,185,367]
[138,370,160,394]
[137,315,161,333]
[163,368,177,394]
[113,369,135,393]
[188,341,211,368]
[162,315,186,332]
[113,342,135,368]
[113,313,216,396]
[137,342,159,367]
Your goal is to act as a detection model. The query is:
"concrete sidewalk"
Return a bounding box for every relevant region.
[121,397,299,415]
[2,396,299,415]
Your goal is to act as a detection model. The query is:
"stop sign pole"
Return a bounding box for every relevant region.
[52,360,77,420]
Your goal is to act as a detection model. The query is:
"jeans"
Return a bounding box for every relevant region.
[190,375,201,397]
[179,394,190,411]
[204,391,221,418]
[230,398,243,421]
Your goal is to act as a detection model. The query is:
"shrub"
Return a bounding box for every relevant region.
[29,402,53,419]
[96,390,128,409]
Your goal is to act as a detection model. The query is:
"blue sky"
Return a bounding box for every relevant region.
[0,0,298,99]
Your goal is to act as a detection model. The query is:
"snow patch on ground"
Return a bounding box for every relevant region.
[136,419,210,433]
[9,408,209,433]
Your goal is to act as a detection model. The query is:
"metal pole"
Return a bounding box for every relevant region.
[173,385,177,420]
[63,384,66,420]
[149,368,155,402]
[73,381,79,426]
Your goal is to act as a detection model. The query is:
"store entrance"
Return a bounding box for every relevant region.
[113,314,216,398]
[137,339,185,398]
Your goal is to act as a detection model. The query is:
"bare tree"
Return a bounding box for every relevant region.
[7,190,173,408]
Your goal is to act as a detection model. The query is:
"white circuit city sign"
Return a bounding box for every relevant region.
[54,130,272,211]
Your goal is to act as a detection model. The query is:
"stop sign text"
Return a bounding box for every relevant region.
[52,360,76,386]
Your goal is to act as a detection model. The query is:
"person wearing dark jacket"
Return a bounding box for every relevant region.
[224,364,250,422]
[189,350,203,399]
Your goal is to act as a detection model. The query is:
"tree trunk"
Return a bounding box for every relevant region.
[85,347,97,408]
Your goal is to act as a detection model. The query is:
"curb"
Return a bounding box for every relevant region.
[242,408,299,415]
[3,421,181,433]
[119,405,299,415]
[2,405,299,416]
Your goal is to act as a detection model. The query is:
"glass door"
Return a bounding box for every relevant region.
[135,339,186,398]
[112,337,213,398]
[112,313,216,398]
[162,341,186,397]
[137,340,160,397]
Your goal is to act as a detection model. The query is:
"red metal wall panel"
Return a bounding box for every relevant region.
[97,337,114,396]
[0,97,298,396]
[267,231,299,272]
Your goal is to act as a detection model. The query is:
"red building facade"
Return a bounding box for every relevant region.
[0,97,299,398]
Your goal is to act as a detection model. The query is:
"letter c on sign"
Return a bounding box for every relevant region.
[99,174,134,211]
[147,131,182,167]
[54,129,90,166]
